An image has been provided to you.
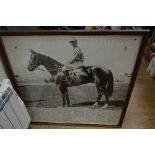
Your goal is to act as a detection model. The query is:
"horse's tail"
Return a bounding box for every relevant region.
[106,70,114,97]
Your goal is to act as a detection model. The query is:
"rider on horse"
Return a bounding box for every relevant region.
[62,38,86,84]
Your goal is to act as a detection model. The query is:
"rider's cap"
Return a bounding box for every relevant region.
[69,38,77,43]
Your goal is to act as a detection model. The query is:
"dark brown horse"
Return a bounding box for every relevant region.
[28,50,114,108]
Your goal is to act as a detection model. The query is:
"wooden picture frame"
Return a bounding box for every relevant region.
[0,30,149,127]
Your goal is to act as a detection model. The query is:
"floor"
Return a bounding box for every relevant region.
[30,59,155,128]
[122,58,155,128]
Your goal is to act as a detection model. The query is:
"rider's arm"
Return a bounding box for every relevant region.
[69,53,79,64]
[70,47,84,64]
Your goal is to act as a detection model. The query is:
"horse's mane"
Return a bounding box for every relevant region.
[36,52,63,67]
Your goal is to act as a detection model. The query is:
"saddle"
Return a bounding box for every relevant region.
[63,66,89,83]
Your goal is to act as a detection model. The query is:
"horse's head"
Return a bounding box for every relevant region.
[28,49,40,71]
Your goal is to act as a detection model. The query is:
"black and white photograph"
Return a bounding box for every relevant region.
[1,33,143,125]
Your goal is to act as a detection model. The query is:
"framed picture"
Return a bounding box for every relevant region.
[0,30,149,127]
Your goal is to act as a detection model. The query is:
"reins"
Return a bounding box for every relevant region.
[37,66,62,76]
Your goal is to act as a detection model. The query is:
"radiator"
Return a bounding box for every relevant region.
[0,79,30,129]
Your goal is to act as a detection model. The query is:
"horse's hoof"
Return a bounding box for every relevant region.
[102,104,108,109]
[91,102,98,108]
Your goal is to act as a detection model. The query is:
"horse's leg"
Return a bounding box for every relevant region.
[92,92,103,107]
[102,93,109,109]
[59,84,66,107]
[92,84,103,107]
[65,89,71,107]
[62,94,66,107]
[59,82,71,107]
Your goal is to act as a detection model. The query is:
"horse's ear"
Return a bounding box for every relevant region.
[29,49,36,54]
